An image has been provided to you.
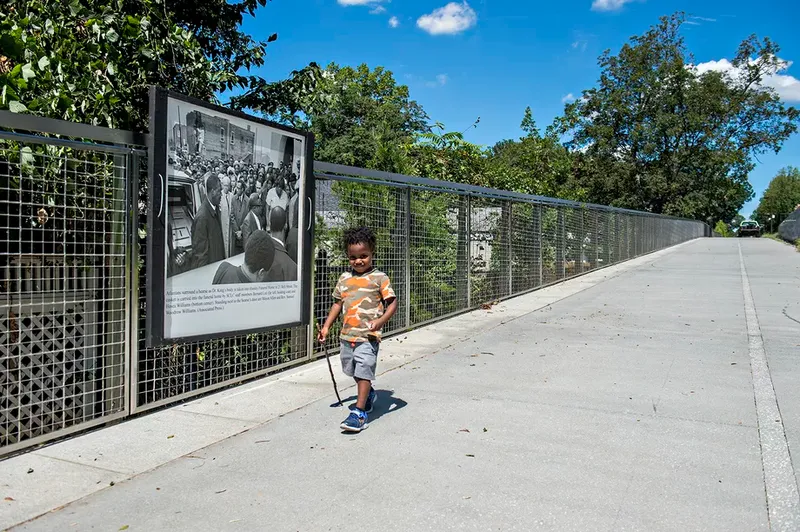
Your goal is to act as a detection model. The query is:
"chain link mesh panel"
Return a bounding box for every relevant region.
[409,189,468,324]
[313,179,407,355]
[1,140,128,452]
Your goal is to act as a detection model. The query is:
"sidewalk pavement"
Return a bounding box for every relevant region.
[2,238,798,531]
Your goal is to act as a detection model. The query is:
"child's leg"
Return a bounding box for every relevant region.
[352,340,378,412]
[354,378,371,411]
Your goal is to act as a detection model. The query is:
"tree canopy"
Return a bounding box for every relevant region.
[235,62,430,169]
[486,107,585,200]
[753,167,800,223]
[558,13,799,223]
[0,0,276,130]
[2,5,798,224]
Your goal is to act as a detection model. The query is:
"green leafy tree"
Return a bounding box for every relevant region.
[0,0,302,403]
[1,0,277,129]
[753,166,800,225]
[235,63,429,168]
[488,107,585,200]
[558,13,799,224]
[714,220,733,237]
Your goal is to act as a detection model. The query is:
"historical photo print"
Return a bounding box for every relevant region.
[149,90,312,343]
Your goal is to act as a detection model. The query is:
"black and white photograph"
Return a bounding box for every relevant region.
[147,88,314,345]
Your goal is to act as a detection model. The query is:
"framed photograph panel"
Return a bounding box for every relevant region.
[146,87,315,347]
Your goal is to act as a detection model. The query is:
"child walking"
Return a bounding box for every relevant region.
[317,227,398,432]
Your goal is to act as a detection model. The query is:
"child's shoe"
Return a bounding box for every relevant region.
[340,409,368,432]
[365,388,377,413]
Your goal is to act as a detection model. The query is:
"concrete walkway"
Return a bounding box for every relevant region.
[2,239,799,531]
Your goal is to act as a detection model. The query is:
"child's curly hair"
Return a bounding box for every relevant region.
[343,226,376,253]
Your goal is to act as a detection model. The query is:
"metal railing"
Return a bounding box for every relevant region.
[311,163,706,349]
[0,111,141,454]
[0,111,708,456]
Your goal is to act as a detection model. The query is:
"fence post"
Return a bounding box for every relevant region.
[595,211,600,269]
[605,212,612,265]
[127,152,140,415]
[614,214,620,265]
[535,204,542,287]
[466,194,472,308]
[404,186,411,328]
[557,207,565,279]
[579,207,585,273]
[507,201,513,297]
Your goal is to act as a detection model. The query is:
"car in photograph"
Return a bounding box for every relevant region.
[167,169,203,276]
[737,220,761,237]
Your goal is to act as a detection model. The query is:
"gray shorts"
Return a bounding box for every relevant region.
[340,340,379,381]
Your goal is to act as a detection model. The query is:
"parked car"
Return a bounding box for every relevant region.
[737,220,761,237]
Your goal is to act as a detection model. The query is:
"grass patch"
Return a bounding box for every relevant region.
[763,232,800,252]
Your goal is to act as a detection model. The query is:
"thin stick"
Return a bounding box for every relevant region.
[324,341,343,406]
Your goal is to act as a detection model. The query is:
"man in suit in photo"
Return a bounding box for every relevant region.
[190,173,225,269]
[231,180,249,255]
[219,175,233,257]
[241,194,265,251]
[286,193,299,264]
[266,207,297,282]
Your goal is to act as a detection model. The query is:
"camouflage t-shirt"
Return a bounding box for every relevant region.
[333,268,396,343]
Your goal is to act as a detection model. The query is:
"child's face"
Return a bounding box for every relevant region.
[347,242,373,274]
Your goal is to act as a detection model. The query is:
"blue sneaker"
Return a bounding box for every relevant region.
[365,388,378,413]
[340,409,368,432]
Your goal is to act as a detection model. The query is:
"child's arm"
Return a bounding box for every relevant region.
[317,302,342,343]
[367,297,398,332]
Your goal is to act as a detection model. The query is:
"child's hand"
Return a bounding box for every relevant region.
[317,326,329,344]
[367,321,380,332]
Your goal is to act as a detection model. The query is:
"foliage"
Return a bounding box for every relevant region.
[409,122,486,183]
[558,12,800,224]
[753,166,800,224]
[487,107,586,199]
[235,63,430,169]
[1,0,275,130]
[714,220,733,237]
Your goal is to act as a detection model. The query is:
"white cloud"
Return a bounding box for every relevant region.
[571,40,587,52]
[591,0,636,12]
[389,16,400,28]
[370,5,386,14]
[425,74,449,87]
[561,93,576,103]
[694,57,800,102]
[417,2,477,35]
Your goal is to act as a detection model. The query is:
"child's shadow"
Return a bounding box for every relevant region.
[334,389,408,424]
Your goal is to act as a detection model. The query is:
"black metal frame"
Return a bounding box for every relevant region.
[145,87,315,347]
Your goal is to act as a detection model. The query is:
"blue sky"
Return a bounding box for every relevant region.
[240,0,800,217]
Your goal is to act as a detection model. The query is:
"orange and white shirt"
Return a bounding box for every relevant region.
[333,268,396,343]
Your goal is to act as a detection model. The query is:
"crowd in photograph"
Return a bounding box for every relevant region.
[170,149,302,283]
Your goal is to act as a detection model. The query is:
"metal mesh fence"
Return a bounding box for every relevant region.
[409,189,468,324]
[0,119,708,455]
[0,139,128,452]
[311,167,707,353]
[134,172,310,412]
